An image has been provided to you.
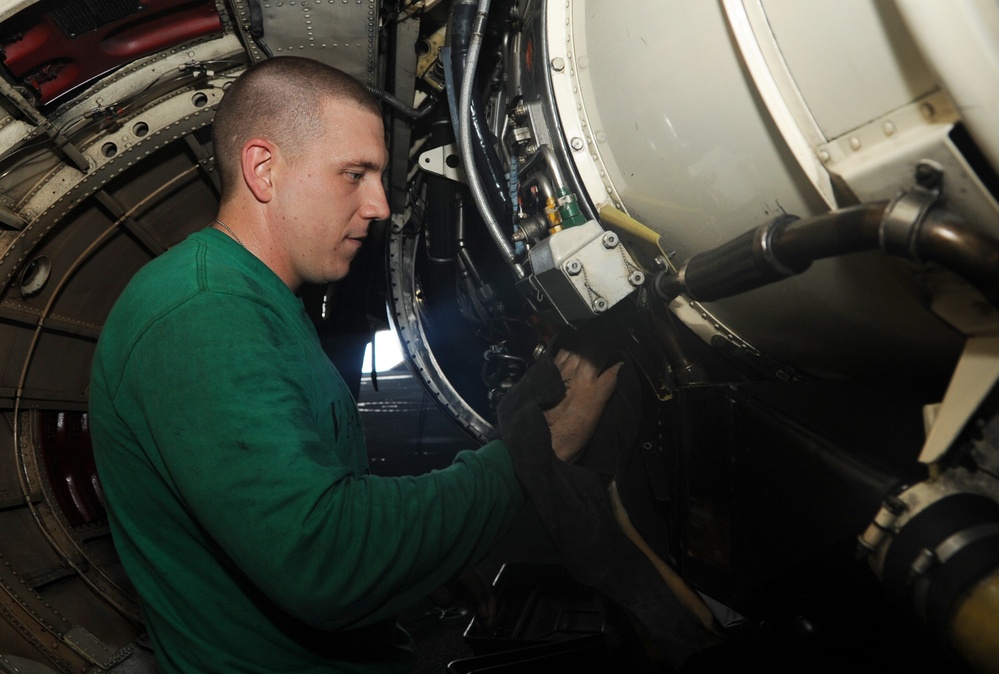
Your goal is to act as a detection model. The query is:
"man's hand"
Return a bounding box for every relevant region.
[544,349,622,463]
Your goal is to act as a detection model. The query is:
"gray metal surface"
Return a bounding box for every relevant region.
[259,0,380,84]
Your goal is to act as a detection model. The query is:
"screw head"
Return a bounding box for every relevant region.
[915,160,944,190]
[565,258,582,275]
[629,270,646,286]
[602,231,619,248]
[593,298,608,313]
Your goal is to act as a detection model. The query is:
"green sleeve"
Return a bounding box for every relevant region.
[112,292,523,631]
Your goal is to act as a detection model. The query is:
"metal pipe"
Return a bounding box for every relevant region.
[518,144,567,193]
[456,0,524,277]
[916,210,999,308]
[521,171,555,204]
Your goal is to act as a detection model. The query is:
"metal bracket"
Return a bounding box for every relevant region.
[417,143,466,183]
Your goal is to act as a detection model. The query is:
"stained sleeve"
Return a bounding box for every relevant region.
[112,292,523,631]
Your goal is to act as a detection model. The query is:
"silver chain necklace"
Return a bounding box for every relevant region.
[213,219,244,247]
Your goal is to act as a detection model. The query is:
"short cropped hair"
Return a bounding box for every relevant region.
[211,57,382,199]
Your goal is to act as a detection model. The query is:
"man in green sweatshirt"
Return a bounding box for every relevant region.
[89,56,619,673]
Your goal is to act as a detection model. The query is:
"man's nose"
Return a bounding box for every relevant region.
[363,182,391,221]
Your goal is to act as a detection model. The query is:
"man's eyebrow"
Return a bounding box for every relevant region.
[346,159,385,172]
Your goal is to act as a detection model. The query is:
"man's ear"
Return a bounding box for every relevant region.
[241,139,275,203]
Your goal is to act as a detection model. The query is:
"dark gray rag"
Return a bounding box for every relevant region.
[497,354,720,668]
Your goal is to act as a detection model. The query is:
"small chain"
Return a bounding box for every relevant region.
[213,219,243,247]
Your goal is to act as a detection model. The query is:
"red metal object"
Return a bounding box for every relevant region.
[1,0,222,105]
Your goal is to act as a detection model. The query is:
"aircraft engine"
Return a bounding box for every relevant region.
[393,1,999,670]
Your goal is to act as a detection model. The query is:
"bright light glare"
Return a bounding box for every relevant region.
[362,330,405,374]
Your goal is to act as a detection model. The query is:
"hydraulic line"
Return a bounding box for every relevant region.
[519,144,567,193]
[452,0,524,277]
[445,0,512,229]
[648,297,709,385]
[365,85,439,120]
[522,171,555,205]
[653,194,999,310]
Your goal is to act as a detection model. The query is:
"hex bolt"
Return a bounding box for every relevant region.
[551,57,566,72]
[915,160,944,191]
[570,137,585,151]
[628,270,646,286]
[602,231,619,248]
[565,258,582,275]
[592,298,608,313]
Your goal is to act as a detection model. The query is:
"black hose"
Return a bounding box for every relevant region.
[654,198,999,310]
[770,203,886,267]
[647,297,708,385]
[445,0,511,221]
[366,85,439,121]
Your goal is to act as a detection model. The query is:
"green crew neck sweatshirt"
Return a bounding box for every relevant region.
[89,228,523,673]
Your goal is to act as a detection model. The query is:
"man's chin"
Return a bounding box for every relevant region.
[326,264,352,283]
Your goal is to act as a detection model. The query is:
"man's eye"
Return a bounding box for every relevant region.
[347,172,363,181]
